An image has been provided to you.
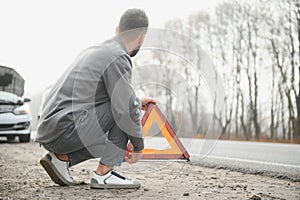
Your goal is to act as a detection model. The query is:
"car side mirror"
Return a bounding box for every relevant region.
[24,98,31,103]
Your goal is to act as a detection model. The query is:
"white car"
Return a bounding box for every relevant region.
[0,65,31,142]
[0,91,31,142]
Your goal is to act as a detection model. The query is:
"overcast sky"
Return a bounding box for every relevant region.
[0,0,221,96]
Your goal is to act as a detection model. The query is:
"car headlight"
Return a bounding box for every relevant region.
[13,104,30,115]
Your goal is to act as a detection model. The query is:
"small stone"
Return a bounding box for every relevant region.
[36,189,41,192]
[183,193,189,196]
[144,188,149,191]
[250,194,261,200]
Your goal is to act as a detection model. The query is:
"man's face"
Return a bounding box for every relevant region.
[129,33,146,57]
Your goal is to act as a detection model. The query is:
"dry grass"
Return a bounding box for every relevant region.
[195,133,299,144]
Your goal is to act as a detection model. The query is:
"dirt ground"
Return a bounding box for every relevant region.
[0,141,300,200]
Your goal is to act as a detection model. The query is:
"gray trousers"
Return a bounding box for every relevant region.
[42,102,128,167]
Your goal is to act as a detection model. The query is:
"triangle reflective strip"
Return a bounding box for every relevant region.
[125,103,190,161]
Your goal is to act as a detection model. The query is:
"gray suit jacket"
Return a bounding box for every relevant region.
[36,36,144,151]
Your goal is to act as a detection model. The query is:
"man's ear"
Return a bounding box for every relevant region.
[115,26,119,35]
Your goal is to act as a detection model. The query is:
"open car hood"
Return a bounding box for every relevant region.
[0,65,25,97]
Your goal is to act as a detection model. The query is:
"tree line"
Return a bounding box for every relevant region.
[133,0,300,143]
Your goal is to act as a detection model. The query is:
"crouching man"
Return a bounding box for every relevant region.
[36,8,156,189]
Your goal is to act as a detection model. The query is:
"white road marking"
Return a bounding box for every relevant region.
[190,154,300,169]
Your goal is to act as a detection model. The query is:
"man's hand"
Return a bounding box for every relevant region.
[141,97,157,111]
[124,150,143,164]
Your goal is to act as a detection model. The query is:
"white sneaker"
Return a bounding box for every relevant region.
[40,152,77,186]
[90,170,141,189]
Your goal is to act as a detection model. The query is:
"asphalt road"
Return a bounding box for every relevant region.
[143,137,300,180]
[30,131,300,180]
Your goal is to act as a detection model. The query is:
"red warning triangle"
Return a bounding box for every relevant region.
[126,103,190,161]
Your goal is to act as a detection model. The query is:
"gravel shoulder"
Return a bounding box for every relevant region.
[0,141,300,200]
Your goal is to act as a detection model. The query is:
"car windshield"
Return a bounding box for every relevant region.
[0,91,18,104]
